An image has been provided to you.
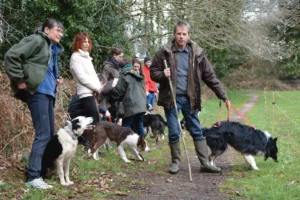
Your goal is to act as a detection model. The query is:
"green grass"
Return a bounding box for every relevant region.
[199,90,251,126]
[1,90,300,199]
[220,90,300,199]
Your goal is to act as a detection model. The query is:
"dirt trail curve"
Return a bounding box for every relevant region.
[121,93,260,200]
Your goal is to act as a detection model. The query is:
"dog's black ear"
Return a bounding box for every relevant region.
[71,119,80,130]
[273,138,277,143]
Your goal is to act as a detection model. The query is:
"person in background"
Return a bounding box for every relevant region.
[5,18,64,189]
[102,47,123,81]
[100,47,123,125]
[70,32,103,148]
[143,56,158,112]
[68,73,111,121]
[110,59,147,136]
[150,20,231,174]
[132,58,143,74]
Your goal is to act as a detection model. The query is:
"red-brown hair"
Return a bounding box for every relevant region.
[72,32,92,53]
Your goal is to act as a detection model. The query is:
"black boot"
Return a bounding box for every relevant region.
[169,142,181,174]
[194,139,222,173]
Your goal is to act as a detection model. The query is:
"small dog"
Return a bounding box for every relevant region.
[41,116,93,186]
[203,121,278,170]
[88,121,150,162]
[142,114,167,143]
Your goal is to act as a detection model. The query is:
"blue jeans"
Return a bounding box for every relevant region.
[146,92,156,108]
[164,95,205,144]
[26,92,55,181]
[122,112,145,136]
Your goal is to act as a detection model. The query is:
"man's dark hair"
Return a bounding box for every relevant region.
[173,20,191,34]
[42,18,63,32]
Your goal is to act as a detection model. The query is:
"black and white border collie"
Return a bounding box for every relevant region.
[41,116,93,186]
[203,121,278,170]
[87,121,150,162]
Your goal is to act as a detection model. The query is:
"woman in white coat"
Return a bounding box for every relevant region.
[70,32,103,125]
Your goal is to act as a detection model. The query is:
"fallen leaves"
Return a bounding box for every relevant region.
[115,191,127,196]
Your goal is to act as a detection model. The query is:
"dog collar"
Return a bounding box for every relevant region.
[66,130,78,140]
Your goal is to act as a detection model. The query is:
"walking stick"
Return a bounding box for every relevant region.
[163,59,192,182]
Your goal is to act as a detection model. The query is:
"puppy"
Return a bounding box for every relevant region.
[143,114,167,143]
[203,121,278,170]
[41,116,93,186]
[88,121,150,162]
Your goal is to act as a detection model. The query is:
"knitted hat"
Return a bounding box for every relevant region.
[144,56,151,63]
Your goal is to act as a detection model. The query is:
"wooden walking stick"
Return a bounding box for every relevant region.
[163,59,192,182]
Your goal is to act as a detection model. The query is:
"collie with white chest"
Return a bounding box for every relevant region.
[88,121,150,162]
[203,121,278,170]
[41,116,93,186]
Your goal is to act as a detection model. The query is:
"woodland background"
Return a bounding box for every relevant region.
[0,0,299,79]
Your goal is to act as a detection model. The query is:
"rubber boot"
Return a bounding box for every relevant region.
[194,139,222,173]
[169,142,181,174]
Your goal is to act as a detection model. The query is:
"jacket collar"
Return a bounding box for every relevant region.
[163,39,203,57]
[121,64,144,80]
[78,49,92,59]
[37,31,64,53]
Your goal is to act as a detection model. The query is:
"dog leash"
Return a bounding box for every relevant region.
[217,100,256,129]
[217,101,230,127]
[230,104,256,129]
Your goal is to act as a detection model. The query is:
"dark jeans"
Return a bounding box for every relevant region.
[26,92,55,181]
[122,112,145,136]
[164,95,205,144]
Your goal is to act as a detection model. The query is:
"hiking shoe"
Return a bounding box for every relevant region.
[25,177,53,189]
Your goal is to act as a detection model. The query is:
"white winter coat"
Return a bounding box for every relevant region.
[70,49,102,99]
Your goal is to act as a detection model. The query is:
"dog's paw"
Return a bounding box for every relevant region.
[93,153,99,160]
[67,181,74,185]
[138,157,143,161]
[60,181,68,186]
[124,159,131,163]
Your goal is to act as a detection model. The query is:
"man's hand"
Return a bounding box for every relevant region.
[56,76,63,85]
[164,68,171,78]
[224,99,231,109]
[18,83,27,90]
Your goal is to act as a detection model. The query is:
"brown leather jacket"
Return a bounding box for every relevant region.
[150,39,227,112]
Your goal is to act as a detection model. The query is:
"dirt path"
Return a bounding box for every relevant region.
[121,94,260,200]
